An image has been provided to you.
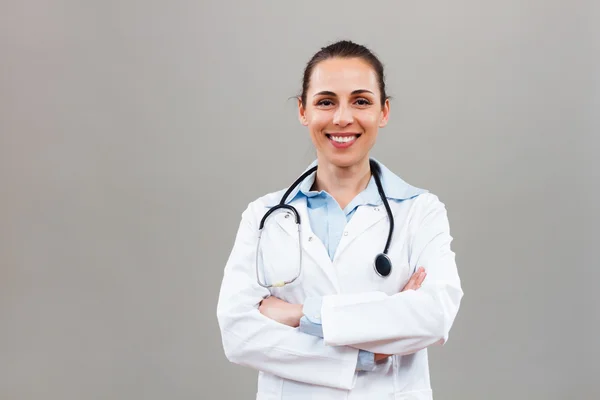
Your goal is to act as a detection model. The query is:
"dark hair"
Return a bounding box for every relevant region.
[300,40,389,108]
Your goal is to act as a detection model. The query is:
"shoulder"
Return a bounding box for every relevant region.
[412,192,445,209]
[388,190,446,218]
[239,187,289,223]
[408,192,452,230]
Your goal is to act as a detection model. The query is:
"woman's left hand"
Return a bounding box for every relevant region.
[259,296,303,327]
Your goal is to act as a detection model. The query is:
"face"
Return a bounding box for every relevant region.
[298,57,390,169]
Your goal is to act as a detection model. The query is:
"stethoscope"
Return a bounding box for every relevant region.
[256,159,395,288]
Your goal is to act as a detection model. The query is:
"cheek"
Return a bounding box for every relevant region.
[355,111,380,128]
[306,112,330,132]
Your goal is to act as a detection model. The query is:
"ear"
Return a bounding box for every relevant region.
[298,97,308,126]
[378,99,390,128]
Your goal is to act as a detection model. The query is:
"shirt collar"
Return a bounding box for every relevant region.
[282,158,427,205]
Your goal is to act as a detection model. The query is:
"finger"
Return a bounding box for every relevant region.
[416,271,427,287]
[405,274,419,290]
[404,279,418,291]
[402,268,424,291]
[409,268,423,282]
[411,268,424,281]
[404,269,426,291]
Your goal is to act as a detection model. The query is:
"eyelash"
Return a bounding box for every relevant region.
[316,98,372,107]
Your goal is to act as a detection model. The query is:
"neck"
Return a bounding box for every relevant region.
[312,156,372,209]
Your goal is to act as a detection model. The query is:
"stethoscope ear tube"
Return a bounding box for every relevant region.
[259,204,301,230]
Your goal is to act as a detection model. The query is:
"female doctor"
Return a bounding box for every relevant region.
[216,40,463,399]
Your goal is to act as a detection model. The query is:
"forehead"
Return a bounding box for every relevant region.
[308,57,379,94]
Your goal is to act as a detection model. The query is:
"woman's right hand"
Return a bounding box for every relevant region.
[374,267,427,362]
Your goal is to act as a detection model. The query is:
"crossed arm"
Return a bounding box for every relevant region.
[258,267,428,363]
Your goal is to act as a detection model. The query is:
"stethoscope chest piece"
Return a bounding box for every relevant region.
[374,253,392,277]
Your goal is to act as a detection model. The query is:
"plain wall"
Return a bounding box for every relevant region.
[1,1,599,399]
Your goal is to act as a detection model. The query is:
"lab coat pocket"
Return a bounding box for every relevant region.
[257,216,302,286]
[257,214,306,303]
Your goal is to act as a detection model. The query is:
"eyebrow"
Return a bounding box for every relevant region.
[313,89,374,97]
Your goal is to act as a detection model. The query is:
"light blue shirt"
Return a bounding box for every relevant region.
[284,158,427,371]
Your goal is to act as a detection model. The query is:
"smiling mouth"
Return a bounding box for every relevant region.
[325,134,361,143]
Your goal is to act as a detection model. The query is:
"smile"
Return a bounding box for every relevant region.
[325,133,361,148]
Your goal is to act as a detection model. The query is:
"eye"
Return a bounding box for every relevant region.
[316,99,335,107]
[355,98,372,106]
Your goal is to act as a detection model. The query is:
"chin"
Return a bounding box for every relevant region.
[323,152,368,169]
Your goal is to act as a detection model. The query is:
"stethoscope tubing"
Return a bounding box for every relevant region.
[256,159,395,288]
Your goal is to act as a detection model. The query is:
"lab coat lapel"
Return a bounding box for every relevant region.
[271,209,299,238]
[273,198,340,292]
[334,205,389,260]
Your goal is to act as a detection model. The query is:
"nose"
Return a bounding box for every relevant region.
[333,104,353,127]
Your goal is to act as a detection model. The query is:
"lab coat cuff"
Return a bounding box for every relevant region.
[356,350,376,372]
[302,296,323,325]
[298,316,324,338]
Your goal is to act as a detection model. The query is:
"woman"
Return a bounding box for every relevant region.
[216,40,463,399]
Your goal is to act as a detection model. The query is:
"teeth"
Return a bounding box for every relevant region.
[330,135,357,143]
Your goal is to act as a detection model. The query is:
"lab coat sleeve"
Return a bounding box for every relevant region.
[319,194,464,356]
[298,301,376,372]
[216,203,360,390]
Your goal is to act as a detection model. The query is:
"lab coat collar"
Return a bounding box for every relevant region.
[279,158,428,206]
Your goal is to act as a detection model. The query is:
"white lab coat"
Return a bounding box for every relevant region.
[217,187,463,399]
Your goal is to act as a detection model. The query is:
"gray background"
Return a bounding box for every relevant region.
[1,1,598,399]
